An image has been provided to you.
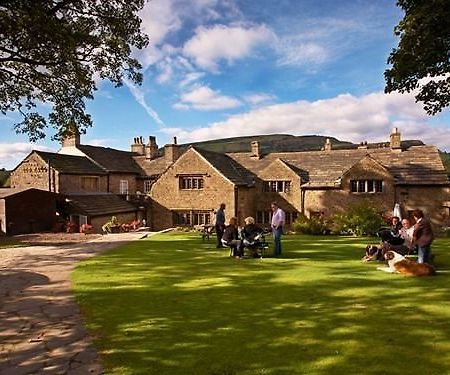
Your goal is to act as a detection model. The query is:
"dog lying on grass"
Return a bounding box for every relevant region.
[362,244,384,262]
[377,250,436,277]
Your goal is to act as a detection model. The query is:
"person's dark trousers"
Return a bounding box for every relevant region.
[216,224,224,248]
[418,244,431,264]
[272,227,283,256]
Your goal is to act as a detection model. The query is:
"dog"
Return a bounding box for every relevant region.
[362,244,383,262]
[377,250,436,277]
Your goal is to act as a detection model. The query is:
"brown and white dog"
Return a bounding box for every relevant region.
[377,250,436,277]
[362,244,382,262]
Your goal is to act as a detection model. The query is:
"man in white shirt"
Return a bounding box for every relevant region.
[271,202,285,256]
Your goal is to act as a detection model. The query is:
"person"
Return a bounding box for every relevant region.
[221,217,244,258]
[215,203,226,248]
[399,218,415,249]
[242,216,264,258]
[271,202,285,257]
[412,209,434,264]
[377,216,403,245]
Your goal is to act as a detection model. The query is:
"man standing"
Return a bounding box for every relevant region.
[271,202,285,257]
[412,209,434,264]
[215,203,226,248]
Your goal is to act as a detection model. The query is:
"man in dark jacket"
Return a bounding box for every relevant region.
[215,203,226,248]
[412,209,434,264]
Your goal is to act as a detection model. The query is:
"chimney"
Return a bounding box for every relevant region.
[131,136,145,155]
[323,138,332,152]
[390,127,402,151]
[145,136,158,160]
[250,141,260,159]
[164,138,181,163]
[61,129,80,148]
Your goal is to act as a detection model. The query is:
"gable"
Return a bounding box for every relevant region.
[342,155,393,181]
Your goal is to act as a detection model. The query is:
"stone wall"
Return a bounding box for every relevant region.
[150,148,236,230]
[3,190,56,235]
[108,173,138,194]
[11,153,49,191]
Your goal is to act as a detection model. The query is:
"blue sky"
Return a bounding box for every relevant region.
[1,0,450,169]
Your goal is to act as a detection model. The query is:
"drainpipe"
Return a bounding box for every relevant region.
[47,160,51,192]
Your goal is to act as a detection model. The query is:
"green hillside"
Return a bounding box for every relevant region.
[182,134,354,154]
[440,151,450,176]
[0,169,11,187]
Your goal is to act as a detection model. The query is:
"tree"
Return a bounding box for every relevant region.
[0,0,149,142]
[385,0,450,115]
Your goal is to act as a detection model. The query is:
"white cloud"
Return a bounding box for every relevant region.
[175,86,242,110]
[125,81,166,127]
[163,91,450,151]
[179,72,205,88]
[0,143,54,170]
[182,24,275,71]
[242,93,276,106]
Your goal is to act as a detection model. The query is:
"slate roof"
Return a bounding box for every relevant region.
[35,151,106,175]
[228,145,449,187]
[66,194,138,216]
[133,155,170,178]
[194,147,255,186]
[0,187,54,198]
[77,145,142,174]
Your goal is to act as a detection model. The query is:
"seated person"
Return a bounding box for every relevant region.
[377,216,404,245]
[380,218,416,256]
[242,216,264,257]
[221,217,244,258]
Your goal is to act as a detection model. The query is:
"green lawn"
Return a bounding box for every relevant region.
[72,233,450,375]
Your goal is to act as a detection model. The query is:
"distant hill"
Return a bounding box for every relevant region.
[181,134,354,154]
[179,134,424,154]
[440,151,450,176]
[0,169,11,187]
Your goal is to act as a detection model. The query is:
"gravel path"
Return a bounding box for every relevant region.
[0,232,155,375]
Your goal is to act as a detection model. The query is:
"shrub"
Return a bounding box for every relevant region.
[333,202,384,236]
[293,214,329,235]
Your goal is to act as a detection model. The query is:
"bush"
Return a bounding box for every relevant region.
[333,202,384,236]
[293,214,329,235]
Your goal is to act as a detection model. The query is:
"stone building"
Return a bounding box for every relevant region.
[9,128,450,232]
[0,188,57,235]
[150,128,450,230]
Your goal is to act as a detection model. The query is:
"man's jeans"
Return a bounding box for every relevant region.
[417,245,431,264]
[272,227,283,256]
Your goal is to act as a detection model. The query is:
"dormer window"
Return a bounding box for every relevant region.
[350,179,383,193]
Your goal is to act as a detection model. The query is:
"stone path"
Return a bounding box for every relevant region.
[0,232,155,375]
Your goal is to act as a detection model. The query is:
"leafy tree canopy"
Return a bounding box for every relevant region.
[0,0,149,142]
[385,0,450,115]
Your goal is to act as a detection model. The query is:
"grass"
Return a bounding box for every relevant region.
[0,237,25,249]
[72,233,450,375]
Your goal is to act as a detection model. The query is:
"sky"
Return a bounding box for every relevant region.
[1,0,450,170]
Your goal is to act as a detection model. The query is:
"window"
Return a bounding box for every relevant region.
[350,179,383,193]
[263,180,291,193]
[173,210,212,226]
[179,176,204,190]
[144,180,152,193]
[256,210,272,225]
[80,176,99,191]
[120,180,129,194]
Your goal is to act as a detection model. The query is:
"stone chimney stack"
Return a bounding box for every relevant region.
[390,127,402,151]
[131,136,145,155]
[250,141,260,159]
[323,138,332,152]
[145,136,159,160]
[61,131,80,148]
[164,137,181,163]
